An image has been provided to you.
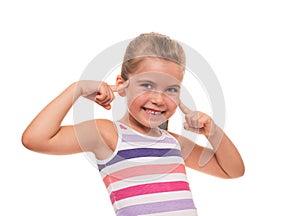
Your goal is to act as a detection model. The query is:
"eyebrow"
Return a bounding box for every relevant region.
[137,80,155,84]
[167,84,181,89]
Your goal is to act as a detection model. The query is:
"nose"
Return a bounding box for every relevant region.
[150,91,165,106]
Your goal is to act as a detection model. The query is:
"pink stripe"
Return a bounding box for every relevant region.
[110,181,190,204]
[103,164,186,188]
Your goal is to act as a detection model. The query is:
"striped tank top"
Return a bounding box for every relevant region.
[97,122,198,216]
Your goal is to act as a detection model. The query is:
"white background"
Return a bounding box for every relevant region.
[1,0,299,215]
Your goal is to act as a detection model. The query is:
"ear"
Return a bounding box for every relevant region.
[116,75,127,97]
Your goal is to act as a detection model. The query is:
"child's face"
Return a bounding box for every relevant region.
[123,58,184,128]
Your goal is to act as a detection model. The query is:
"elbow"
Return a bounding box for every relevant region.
[229,170,245,179]
[21,131,41,152]
[236,160,246,178]
[21,131,34,151]
[239,165,246,177]
[226,165,245,179]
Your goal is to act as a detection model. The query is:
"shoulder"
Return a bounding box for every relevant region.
[95,118,115,128]
[94,119,119,151]
[167,131,180,139]
[167,130,205,159]
[167,130,199,147]
[166,131,185,146]
[166,131,186,150]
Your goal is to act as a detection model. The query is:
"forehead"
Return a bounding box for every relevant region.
[129,58,184,82]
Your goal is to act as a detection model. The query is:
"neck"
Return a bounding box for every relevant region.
[119,113,162,137]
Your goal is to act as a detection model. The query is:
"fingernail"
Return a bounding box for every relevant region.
[183,123,189,130]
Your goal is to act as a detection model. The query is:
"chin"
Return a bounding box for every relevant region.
[145,119,169,129]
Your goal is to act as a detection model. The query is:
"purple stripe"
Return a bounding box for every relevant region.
[98,148,182,171]
[116,199,196,216]
[122,134,177,144]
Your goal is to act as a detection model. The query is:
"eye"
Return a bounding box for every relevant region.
[166,87,179,93]
[140,83,153,89]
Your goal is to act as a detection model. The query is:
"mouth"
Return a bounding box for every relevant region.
[142,107,166,116]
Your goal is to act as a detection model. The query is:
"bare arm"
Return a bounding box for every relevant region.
[174,102,245,179]
[206,126,245,178]
[21,81,117,155]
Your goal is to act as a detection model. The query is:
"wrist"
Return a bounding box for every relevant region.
[70,81,83,100]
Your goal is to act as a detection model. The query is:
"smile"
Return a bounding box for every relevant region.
[142,107,165,116]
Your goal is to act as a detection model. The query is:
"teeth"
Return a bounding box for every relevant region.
[150,111,161,115]
[144,108,162,115]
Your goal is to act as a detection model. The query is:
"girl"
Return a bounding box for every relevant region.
[22,33,244,215]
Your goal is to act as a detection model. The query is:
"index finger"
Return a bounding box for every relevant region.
[109,80,129,92]
[179,101,192,114]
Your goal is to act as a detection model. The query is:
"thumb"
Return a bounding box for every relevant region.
[109,85,118,92]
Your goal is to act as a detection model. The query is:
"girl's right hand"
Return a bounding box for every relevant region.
[78,80,118,110]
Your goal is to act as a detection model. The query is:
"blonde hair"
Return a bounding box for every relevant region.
[121,33,186,80]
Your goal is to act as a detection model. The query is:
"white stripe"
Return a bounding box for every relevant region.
[107,173,188,191]
[113,190,194,211]
[100,156,184,176]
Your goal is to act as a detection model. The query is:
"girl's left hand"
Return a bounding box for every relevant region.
[179,102,217,137]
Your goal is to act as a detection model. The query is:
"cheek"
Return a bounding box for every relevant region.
[164,93,180,106]
[164,95,179,112]
[127,92,148,110]
[126,87,143,103]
